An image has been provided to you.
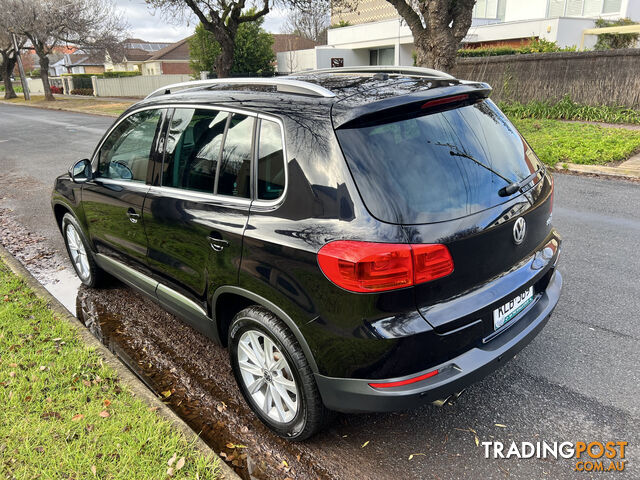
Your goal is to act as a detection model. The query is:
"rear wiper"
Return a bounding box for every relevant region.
[498,167,543,197]
[447,149,514,186]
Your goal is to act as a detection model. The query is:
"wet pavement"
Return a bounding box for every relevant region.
[1,104,639,479]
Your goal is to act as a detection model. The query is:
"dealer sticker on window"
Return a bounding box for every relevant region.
[493,286,534,330]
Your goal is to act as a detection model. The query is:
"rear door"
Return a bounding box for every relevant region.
[143,107,254,315]
[83,108,165,269]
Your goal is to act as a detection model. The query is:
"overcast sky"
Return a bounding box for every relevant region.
[115,0,289,42]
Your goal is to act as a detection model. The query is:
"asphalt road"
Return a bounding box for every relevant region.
[1,103,639,479]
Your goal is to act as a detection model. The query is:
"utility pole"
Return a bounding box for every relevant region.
[11,33,30,101]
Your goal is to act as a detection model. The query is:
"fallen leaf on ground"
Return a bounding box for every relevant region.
[475,435,480,447]
[8,371,15,378]
[362,441,370,448]
[148,406,159,412]
[409,453,426,460]
[166,467,174,476]
[103,399,111,408]
[72,414,84,422]
[91,465,97,476]
[8,363,17,368]
[161,390,172,398]
[98,410,110,418]
[175,457,185,471]
[168,453,177,467]
[495,423,507,428]
[226,442,247,449]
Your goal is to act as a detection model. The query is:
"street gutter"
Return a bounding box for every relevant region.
[0,243,240,480]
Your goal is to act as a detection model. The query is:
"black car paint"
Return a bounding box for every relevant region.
[52,73,562,413]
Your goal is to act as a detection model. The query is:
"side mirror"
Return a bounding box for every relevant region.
[69,159,93,184]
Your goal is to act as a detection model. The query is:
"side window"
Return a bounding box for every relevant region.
[161,108,229,193]
[97,109,162,182]
[257,120,285,201]
[217,113,254,198]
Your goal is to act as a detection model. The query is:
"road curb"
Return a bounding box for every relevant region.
[0,244,240,480]
[554,163,640,180]
[0,99,121,118]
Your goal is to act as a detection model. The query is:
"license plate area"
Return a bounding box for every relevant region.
[493,286,534,331]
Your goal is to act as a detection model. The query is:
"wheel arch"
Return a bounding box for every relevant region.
[211,286,319,374]
[52,201,72,233]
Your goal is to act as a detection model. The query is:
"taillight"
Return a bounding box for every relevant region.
[412,244,455,283]
[317,241,454,293]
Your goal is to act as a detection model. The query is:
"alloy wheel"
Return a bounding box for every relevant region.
[66,224,90,280]
[237,329,299,423]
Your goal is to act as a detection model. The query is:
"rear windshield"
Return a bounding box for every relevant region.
[336,99,541,224]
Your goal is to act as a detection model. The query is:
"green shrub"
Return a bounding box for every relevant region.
[499,96,640,124]
[70,88,94,96]
[103,71,142,78]
[458,38,575,57]
[594,17,639,50]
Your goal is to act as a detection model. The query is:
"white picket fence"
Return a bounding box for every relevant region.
[92,74,192,98]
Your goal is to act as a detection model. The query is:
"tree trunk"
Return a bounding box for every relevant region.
[214,37,235,78]
[414,30,458,73]
[38,55,54,101]
[1,53,18,99]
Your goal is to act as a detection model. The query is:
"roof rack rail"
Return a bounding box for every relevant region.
[145,77,336,99]
[299,66,455,80]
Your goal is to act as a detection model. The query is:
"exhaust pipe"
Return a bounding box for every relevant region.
[432,389,465,407]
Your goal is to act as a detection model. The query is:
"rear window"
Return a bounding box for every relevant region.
[336,99,541,224]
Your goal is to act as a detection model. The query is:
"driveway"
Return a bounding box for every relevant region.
[1,104,638,479]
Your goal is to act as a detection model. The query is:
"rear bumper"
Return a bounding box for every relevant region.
[315,269,562,413]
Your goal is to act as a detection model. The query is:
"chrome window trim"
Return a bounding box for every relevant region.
[89,103,287,209]
[147,185,252,208]
[91,178,152,193]
[253,114,288,208]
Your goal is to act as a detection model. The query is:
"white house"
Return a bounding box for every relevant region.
[277,0,640,73]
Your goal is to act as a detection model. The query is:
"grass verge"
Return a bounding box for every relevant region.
[1,95,132,117]
[511,118,640,166]
[0,260,219,479]
[499,96,640,125]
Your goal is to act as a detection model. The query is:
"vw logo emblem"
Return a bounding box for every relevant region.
[513,217,526,245]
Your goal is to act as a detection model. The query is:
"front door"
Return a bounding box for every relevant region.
[83,108,164,270]
[143,107,254,318]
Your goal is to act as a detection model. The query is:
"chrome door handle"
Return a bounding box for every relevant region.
[207,236,229,252]
[127,208,140,224]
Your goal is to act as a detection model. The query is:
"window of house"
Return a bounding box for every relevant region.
[257,119,285,201]
[161,108,229,194]
[216,113,255,198]
[97,109,162,182]
[369,47,395,66]
[547,0,622,17]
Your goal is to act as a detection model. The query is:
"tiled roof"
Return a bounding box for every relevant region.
[146,37,192,61]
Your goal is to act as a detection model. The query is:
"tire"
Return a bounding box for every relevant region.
[61,213,103,288]
[228,306,329,441]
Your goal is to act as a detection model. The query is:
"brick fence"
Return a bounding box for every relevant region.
[452,49,640,108]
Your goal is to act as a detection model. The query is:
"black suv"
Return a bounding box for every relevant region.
[52,67,562,440]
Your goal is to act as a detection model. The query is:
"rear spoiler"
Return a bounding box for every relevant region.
[332,82,492,129]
